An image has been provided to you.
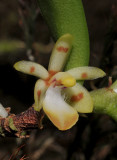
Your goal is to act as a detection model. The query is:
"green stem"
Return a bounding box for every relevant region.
[37,0,90,70]
[90,80,117,121]
[0,40,25,53]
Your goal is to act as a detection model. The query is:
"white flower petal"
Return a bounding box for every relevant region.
[43,86,78,130]
[14,61,49,79]
[34,79,48,111]
[64,83,93,113]
[48,34,73,72]
[66,66,106,80]
[0,103,8,118]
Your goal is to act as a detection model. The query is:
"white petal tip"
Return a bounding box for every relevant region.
[44,106,79,130]
[0,103,8,118]
[13,62,20,71]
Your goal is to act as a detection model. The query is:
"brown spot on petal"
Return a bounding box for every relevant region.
[44,80,50,86]
[49,70,57,77]
[57,46,68,53]
[45,70,58,86]
[81,73,88,79]
[71,93,84,102]
[30,66,35,73]
[37,90,41,99]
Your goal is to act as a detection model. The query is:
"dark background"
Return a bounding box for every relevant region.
[0,0,117,159]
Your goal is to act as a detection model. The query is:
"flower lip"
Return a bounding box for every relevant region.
[43,85,79,130]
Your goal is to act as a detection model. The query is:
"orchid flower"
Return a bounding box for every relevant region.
[14,34,106,130]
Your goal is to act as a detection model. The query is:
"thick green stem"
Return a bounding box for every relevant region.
[90,80,117,121]
[37,0,90,70]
